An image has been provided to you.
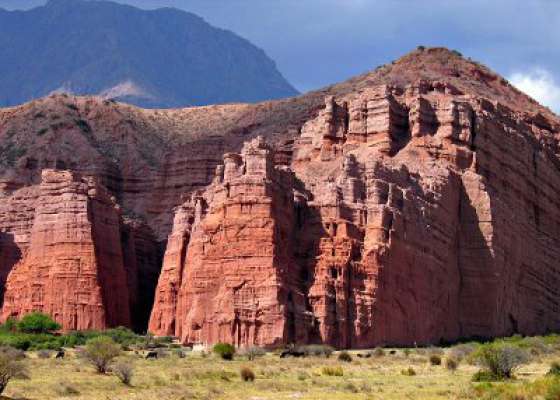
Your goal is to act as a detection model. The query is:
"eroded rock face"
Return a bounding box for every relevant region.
[1,170,130,330]
[150,82,560,348]
[150,137,304,346]
[2,48,560,346]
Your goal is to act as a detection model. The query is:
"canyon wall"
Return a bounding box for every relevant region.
[150,83,560,348]
[1,49,560,346]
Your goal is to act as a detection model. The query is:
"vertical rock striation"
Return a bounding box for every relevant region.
[1,170,131,330]
[2,48,560,347]
[151,81,560,348]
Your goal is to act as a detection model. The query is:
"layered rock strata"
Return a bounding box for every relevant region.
[1,49,560,347]
[1,170,131,329]
[150,82,560,348]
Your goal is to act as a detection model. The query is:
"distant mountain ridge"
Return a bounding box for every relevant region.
[0,0,298,108]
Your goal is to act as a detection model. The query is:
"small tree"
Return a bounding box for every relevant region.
[213,343,236,360]
[17,312,61,334]
[0,347,28,394]
[83,337,122,373]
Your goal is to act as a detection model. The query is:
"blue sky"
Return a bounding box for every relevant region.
[2,0,560,111]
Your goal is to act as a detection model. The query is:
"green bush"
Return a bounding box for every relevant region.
[17,312,61,334]
[473,343,529,380]
[213,343,236,360]
[240,366,255,382]
[83,337,122,373]
[0,318,17,333]
[338,351,352,362]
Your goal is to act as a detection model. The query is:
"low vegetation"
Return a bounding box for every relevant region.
[472,342,529,381]
[213,343,236,360]
[17,312,61,334]
[0,346,28,395]
[113,360,134,385]
[82,336,122,373]
[0,315,143,351]
[0,313,559,399]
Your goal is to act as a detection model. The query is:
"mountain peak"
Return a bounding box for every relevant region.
[0,0,297,108]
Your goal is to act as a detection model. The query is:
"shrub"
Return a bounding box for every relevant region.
[372,347,385,357]
[417,45,426,51]
[0,318,17,333]
[344,382,359,393]
[240,366,255,382]
[17,312,61,334]
[103,327,142,346]
[83,336,122,373]
[449,343,476,362]
[548,362,560,376]
[522,337,551,355]
[473,343,529,380]
[301,344,334,358]
[322,366,343,376]
[338,351,353,362]
[113,361,134,385]
[173,349,186,358]
[243,346,266,361]
[213,343,236,360]
[0,347,28,394]
[445,357,459,372]
[472,369,498,382]
[429,355,442,366]
[401,367,416,376]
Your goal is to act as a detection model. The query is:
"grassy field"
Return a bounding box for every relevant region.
[3,341,560,400]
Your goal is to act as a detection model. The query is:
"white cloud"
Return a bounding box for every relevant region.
[509,68,560,113]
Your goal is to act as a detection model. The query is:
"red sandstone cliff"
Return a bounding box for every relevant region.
[1,48,559,345]
[1,170,130,329]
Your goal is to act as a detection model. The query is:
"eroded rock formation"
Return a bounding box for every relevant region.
[1,48,560,346]
[1,170,130,329]
[150,80,560,348]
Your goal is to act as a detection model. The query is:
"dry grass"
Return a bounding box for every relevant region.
[2,347,559,400]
